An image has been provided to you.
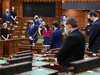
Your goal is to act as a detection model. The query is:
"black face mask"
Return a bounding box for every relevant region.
[87,25,90,28]
[88,19,93,23]
[6,12,8,13]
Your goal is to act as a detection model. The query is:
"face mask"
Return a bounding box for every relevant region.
[64,27,68,35]
[6,11,8,13]
[52,27,54,30]
[88,19,93,23]
[30,22,33,25]
[45,28,47,30]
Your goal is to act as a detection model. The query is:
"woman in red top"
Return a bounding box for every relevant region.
[43,24,52,45]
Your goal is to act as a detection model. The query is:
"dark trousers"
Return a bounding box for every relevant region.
[61,62,70,72]
[29,39,33,45]
[43,37,51,45]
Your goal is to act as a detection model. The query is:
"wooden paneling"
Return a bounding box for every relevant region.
[0,0,98,28]
[63,10,85,27]
[0,0,2,18]
[0,41,3,56]
[63,10,100,27]
[2,0,10,14]
[10,0,62,28]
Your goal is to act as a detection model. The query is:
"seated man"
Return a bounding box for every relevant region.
[57,17,85,72]
[50,21,62,49]
[2,9,11,25]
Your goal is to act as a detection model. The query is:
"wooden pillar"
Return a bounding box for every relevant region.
[0,0,2,18]
[2,0,10,14]
[62,0,65,3]
[85,10,88,27]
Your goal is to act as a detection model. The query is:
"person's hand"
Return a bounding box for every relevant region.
[5,38,8,41]
[30,38,33,40]
[55,58,58,63]
[6,21,9,23]
[87,47,90,51]
[29,37,33,40]
[87,23,90,25]
[7,21,10,23]
[14,18,16,21]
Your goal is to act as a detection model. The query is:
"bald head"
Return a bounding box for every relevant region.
[5,9,9,13]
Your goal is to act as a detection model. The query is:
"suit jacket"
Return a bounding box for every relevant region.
[57,29,85,72]
[85,27,90,36]
[28,24,34,37]
[31,25,38,43]
[60,16,67,22]
[50,29,62,49]
[35,20,40,27]
[89,19,100,53]
[2,13,11,25]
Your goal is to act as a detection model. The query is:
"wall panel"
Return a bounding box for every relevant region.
[10,0,62,27]
[0,0,97,28]
[62,10,85,27]
[0,0,2,18]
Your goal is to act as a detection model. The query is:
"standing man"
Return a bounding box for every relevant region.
[2,9,12,25]
[10,7,17,22]
[28,19,35,45]
[34,15,39,26]
[31,21,38,45]
[57,17,85,72]
[60,12,67,22]
[88,10,100,53]
[50,21,62,49]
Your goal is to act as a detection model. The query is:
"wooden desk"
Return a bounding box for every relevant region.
[33,54,62,72]
[7,56,32,64]
[18,67,58,75]
[67,57,100,73]
[0,41,3,56]
[0,39,19,56]
[0,61,32,75]
[14,53,33,58]
[0,38,29,56]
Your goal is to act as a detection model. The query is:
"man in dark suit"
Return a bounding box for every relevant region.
[31,21,38,45]
[88,10,100,53]
[28,19,35,45]
[57,17,85,72]
[34,15,40,26]
[60,12,67,22]
[2,9,12,25]
[50,21,62,49]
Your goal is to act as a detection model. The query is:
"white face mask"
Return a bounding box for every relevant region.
[45,28,47,30]
[64,27,67,35]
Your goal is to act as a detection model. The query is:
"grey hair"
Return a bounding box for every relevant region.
[3,23,7,27]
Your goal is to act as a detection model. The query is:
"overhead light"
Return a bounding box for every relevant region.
[83,9,86,11]
[98,10,100,12]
